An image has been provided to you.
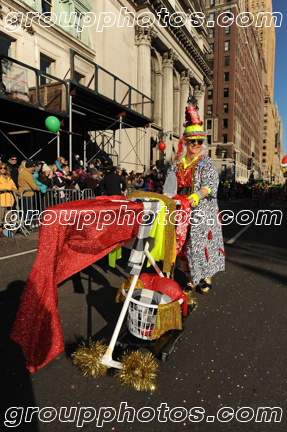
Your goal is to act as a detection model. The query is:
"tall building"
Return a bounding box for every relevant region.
[248,0,276,182]
[204,0,265,183]
[274,104,284,184]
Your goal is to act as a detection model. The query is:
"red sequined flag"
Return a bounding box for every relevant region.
[10,196,144,373]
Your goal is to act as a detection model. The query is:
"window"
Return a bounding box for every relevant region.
[224,56,230,66]
[222,134,228,143]
[209,150,212,157]
[262,152,266,156]
[42,0,52,13]
[207,135,212,144]
[0,35,13,57]
[221,164,226,174]
[208,90,213,99]
[209,43,214,53]
[225,41,230,51]
[224,72,229,82]
[210,12,215,21]
[207,120,212,129]
[207,105,212,113]
[224,88,229,97]
[209,28,214,38]
[223,119,228,129]
[223,103,229,113]
[209,58,214,68]
[40,54,53,85]
[210,0,215,5]
[75,10,83,39]
[225,26,230,35]
[222,149,227,158]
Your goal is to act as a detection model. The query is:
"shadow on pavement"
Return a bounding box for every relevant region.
[0,280,39,431]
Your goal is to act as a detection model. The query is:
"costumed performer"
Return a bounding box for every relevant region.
[252,179,261,207]
[172,104,225,294]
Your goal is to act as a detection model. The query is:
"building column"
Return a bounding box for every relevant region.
[135,25,157,170]
[162,50,177,162]
[173,80,180,136]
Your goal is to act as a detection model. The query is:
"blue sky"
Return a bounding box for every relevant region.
[273,0,286,155]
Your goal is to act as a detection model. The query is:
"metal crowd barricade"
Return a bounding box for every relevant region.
[16,188,93,236]
[0,189,20,236]
[81,189,94,200]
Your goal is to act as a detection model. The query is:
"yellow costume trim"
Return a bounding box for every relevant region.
[108,246,122,267]
[127,191,176,273]
[202,187,211,195]
[182,155,200,169]
[188,193,199,206]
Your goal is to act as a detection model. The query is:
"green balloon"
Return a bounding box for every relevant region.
[45,116,60,133]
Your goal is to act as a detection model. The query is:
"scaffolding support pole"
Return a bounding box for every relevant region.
[83,127,87,170]
[144,126,147,175]
[0,130,28,159]
[57,132,60,159]
[119,116,122,168]
[69,94,73,169]
[113,130,116,166]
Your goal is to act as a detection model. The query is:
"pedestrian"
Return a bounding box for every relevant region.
[18,160,40,223]
[252,179,260,207]
[85,169,101,196]
[0,162,17,237]
[6,154,19,188]
[100,166,126,196]
[172,104,225,294]
[222,180,230,203]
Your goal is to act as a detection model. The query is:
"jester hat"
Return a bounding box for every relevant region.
[175,105,206,161]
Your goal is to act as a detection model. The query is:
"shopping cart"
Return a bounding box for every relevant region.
[101,241,194,365]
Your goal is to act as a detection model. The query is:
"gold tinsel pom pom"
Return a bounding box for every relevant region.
[72,340,108,378]
[115,351,159,392]
[183,290,197,308]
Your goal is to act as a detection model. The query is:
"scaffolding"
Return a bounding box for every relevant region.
[0,50,154,169]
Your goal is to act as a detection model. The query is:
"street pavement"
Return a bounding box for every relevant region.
[1,196,287,431]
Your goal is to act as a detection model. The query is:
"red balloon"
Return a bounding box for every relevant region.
[158,142,166,152]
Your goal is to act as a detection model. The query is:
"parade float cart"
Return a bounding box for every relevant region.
[10,193,194,390]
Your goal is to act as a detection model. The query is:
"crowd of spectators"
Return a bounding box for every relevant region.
[0,153,167,236]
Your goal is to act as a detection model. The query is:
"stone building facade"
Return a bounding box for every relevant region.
[0,0,212,170]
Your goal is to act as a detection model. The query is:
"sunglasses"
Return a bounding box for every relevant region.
[10,158,17,160]
[0,167,7,170]
[188,140,203,145]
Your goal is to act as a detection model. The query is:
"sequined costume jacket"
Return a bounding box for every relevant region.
[175,155,225,286]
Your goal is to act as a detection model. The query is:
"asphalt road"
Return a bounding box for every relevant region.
[1,196,287,432]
